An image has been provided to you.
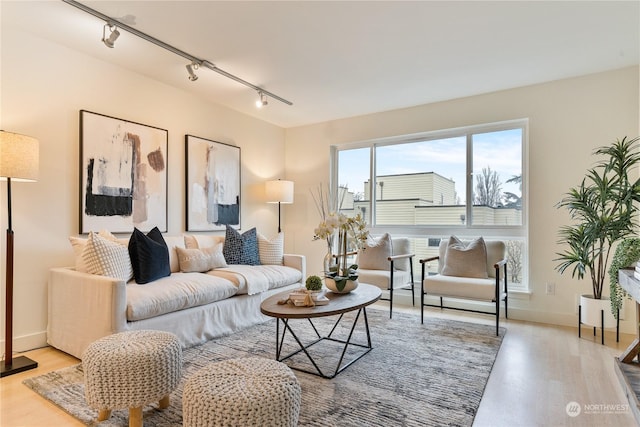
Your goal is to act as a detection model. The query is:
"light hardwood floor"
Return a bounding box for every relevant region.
[1,304,637,427]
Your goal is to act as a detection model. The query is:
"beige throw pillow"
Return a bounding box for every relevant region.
[258,232,284,265]
[441,236,488,279]
[69,230,124,273]
[176,243,228,273]
[82,231,133,281]
[357,233,392,270]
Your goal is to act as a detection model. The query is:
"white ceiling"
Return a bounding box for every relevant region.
[2,1,639,128]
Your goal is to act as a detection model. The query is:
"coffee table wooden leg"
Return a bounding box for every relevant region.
[159,394,170,409]
[129,406,142,427]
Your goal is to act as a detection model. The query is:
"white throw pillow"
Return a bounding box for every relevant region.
[441,236,488,279]
[357,233,392,270]
[176,243,228,273]
[69,230,122,273]
[258,232,284,265]
[82,231,133,281]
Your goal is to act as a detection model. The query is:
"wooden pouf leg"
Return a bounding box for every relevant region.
[129,406,142,427]
[159,395,170,409]
[97,409,111,421]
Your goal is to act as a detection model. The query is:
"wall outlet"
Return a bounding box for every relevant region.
[545,282,556,295]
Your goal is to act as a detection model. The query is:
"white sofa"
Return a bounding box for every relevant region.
[48,235,305,359]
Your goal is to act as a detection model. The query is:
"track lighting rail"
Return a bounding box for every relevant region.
[62,0,293,106]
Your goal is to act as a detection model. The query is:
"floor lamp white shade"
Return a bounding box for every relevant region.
[0,131,39,182]
[266,180,294,233]
[0,130,39,377]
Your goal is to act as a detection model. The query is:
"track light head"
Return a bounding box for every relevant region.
[186,62,199,81]
[102,23,120,48]
[256,91,268,108]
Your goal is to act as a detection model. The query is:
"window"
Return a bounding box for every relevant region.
[333,120,528,290]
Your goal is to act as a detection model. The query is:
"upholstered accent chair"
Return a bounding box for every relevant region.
[419,236,508,335]
[356,234,415,318]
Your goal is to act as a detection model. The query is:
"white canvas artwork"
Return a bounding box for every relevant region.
[186,135,241,231]
[80,110,168,233]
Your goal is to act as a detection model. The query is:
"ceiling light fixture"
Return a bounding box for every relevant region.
[186,62,199,81]
[256,91,268,108]
[63,0,292,106]
[101,22,120,48]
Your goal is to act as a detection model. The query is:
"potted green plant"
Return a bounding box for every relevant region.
[305,275,323,291]
[556,136,640,328]
[608,238,640,319]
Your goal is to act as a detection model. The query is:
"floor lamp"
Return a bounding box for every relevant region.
[266,180,294,233]
[0,131,39,378]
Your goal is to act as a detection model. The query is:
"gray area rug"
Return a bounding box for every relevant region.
[23,309,504,426]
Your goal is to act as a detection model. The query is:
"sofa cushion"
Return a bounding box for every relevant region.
[82,231,133,282]
[223,226,260,265]
[125,272,238,321]
[208,265,303,295]
[163,236,186,274]
[184,234,225,250]
[258,232,284,265]
[128,227,171,284]
[176,243,228,273]
[357,233,392,270]
[441,236,488,279]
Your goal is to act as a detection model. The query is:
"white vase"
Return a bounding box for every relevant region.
[325,277,359,294]
[580,294,617,328]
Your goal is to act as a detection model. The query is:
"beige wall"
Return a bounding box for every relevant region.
[285,66,640,333]
[0,28,286,351]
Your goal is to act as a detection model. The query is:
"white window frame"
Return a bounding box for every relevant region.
[331,119,529,291]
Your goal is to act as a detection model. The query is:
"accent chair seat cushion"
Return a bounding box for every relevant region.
[358,269,412,291]
[423,274,496,301]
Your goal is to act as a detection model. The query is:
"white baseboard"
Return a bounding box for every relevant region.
[389,290,636,335]
[1,330,48,354]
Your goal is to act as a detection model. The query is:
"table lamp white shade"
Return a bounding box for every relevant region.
[266,180,294,204]
[0,131,39,181]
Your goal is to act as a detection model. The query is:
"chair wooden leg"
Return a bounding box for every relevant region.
[389,287,393,319]
[98,409,111,421]
[129,406,142,427]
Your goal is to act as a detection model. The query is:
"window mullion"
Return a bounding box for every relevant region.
[466,133,473,226]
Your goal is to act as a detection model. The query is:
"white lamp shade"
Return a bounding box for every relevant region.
[0,131,39,181]
[266,180,294,204]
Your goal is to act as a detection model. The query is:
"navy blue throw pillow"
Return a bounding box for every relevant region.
[128,227,171,284]
[223,225,260,265]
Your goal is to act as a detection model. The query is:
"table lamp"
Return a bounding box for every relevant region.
[265,180,294,233]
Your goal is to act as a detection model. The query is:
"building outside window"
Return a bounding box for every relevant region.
[334,120,527,291]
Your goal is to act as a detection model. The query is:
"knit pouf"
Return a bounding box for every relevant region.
[82,330,182,427]
[183,357,301,427]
